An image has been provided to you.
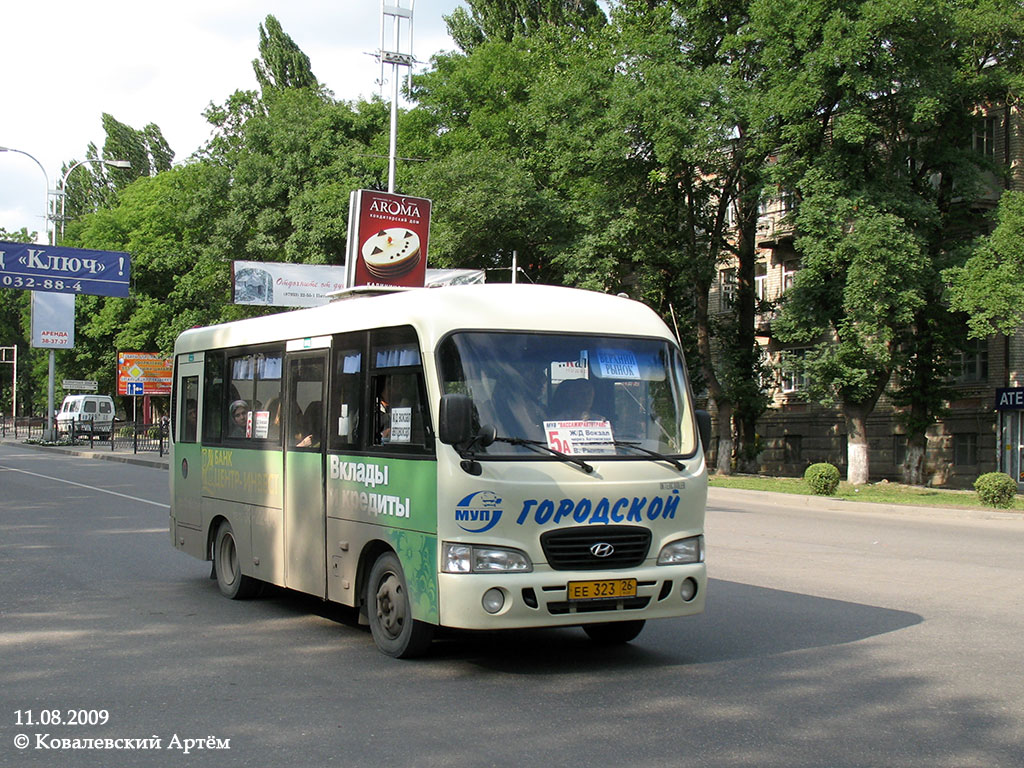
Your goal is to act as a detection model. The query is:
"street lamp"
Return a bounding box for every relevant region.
[0,146,51,244]
[56,158,132,241]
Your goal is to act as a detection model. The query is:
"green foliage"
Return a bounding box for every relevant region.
[444,0,606,53]
[804,463,841,496]
[973,472,1018,508]
[947,191,1024,338]
[253,15,320,93]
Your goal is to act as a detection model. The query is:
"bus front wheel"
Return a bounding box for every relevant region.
[583,619,646,645]
[213,521,260,600]
[366,552,434,658]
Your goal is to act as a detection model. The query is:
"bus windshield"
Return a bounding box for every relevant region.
[438,331,696,459]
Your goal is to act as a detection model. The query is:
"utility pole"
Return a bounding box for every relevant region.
[378,0,416,193]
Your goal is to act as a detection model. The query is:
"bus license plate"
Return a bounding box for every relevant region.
[567,578,637,601]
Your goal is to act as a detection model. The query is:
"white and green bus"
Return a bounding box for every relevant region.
[169,283,710,657]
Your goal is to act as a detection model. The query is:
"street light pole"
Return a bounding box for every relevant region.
[56,158,131,242]
[38,157,132,440]
[0,146,51,244]
[1,150,131,440]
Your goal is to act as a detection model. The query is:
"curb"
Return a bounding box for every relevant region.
[708,485,1023,522]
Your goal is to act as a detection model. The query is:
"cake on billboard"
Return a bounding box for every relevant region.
[347,190,431,289]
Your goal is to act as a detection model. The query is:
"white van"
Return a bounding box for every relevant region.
[57,394,116,438]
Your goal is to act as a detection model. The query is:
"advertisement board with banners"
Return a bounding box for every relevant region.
[30,292,75,349]
[117,352,173,396]
[346,190,432,289]
[0,241,131,298]
[233,261,483,307]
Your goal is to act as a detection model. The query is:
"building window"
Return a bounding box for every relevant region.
[719,268,737,309]
[893,435,907,469]
[782,262,799,292]
[952,338,989,384]
[954,433,978,466]
[779,349,809,394]
[972,115,997,157]
[755,263,769,302]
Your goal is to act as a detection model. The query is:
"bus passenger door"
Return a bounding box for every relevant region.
[283,349,328,597]
[172,356,204,530]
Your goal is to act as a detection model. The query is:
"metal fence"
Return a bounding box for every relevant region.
[0,416,167,455]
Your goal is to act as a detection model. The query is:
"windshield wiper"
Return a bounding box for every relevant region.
[493,436,594,474]
[613,440,685,472]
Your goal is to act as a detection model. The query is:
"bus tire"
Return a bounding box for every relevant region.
[213,521,260,600]
[583,619,646,645]
[367,551,434,658]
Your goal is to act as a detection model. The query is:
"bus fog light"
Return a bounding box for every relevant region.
[482,588,505,614]
[658,535,704,565]
[680,578,698,602]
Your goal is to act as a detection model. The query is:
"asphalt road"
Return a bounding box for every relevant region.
[1,442,1022,767]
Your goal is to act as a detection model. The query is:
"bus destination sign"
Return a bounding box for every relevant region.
[0,241,131,298]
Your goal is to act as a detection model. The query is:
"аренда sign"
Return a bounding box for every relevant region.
[0,241,131,298]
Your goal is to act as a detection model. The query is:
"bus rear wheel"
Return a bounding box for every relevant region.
[583,620,646,645]
[213,521,260,599]
[367,552,434,658]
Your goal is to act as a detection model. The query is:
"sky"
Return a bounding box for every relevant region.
[0,0,463,241]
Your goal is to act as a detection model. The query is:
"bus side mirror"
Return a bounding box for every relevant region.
[695,409,712,451]
[439,394,474,446]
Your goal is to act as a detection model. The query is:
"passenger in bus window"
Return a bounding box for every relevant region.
[229,400,248,437]
[375,379,391,443]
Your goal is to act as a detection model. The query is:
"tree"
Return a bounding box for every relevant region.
[948,191,1024,337]
[764,0,1020,484]
[444,0,606,53]
[60,114,172,238]
[253,15,320,93]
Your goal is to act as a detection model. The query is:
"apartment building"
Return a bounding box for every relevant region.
[707,103,1024,489]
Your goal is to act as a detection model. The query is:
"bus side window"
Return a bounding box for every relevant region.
[203,353,224,443]
[330,337,364,451]
[181,376,199,443]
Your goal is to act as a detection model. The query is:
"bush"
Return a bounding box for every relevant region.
[973,472,1017,508]
[804,463,841,495]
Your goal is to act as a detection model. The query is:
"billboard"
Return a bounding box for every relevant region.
[233,261,484,307]
[117,352,172,396]
[0,241,130,297]
[346,190,431,289]
[30,292,75,349]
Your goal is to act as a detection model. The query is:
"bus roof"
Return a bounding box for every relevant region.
[173,283,677,355]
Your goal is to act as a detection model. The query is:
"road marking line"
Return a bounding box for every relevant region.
[0,464,170,509]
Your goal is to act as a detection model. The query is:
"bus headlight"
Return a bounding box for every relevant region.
[657,535,704,565]
[442,542,533,573]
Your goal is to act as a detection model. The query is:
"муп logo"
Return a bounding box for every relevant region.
[454,490,503,533]
[590,542,615,558]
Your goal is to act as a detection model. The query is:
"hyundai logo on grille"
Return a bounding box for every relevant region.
[590,542,615,558]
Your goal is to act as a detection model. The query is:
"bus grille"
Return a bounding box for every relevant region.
[540,526,651,571]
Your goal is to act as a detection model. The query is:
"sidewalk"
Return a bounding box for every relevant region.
[0,432,170,470]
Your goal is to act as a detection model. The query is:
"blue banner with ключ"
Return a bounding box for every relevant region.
[0,241,131,298]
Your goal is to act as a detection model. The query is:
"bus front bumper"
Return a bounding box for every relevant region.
[437,562,706,631]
